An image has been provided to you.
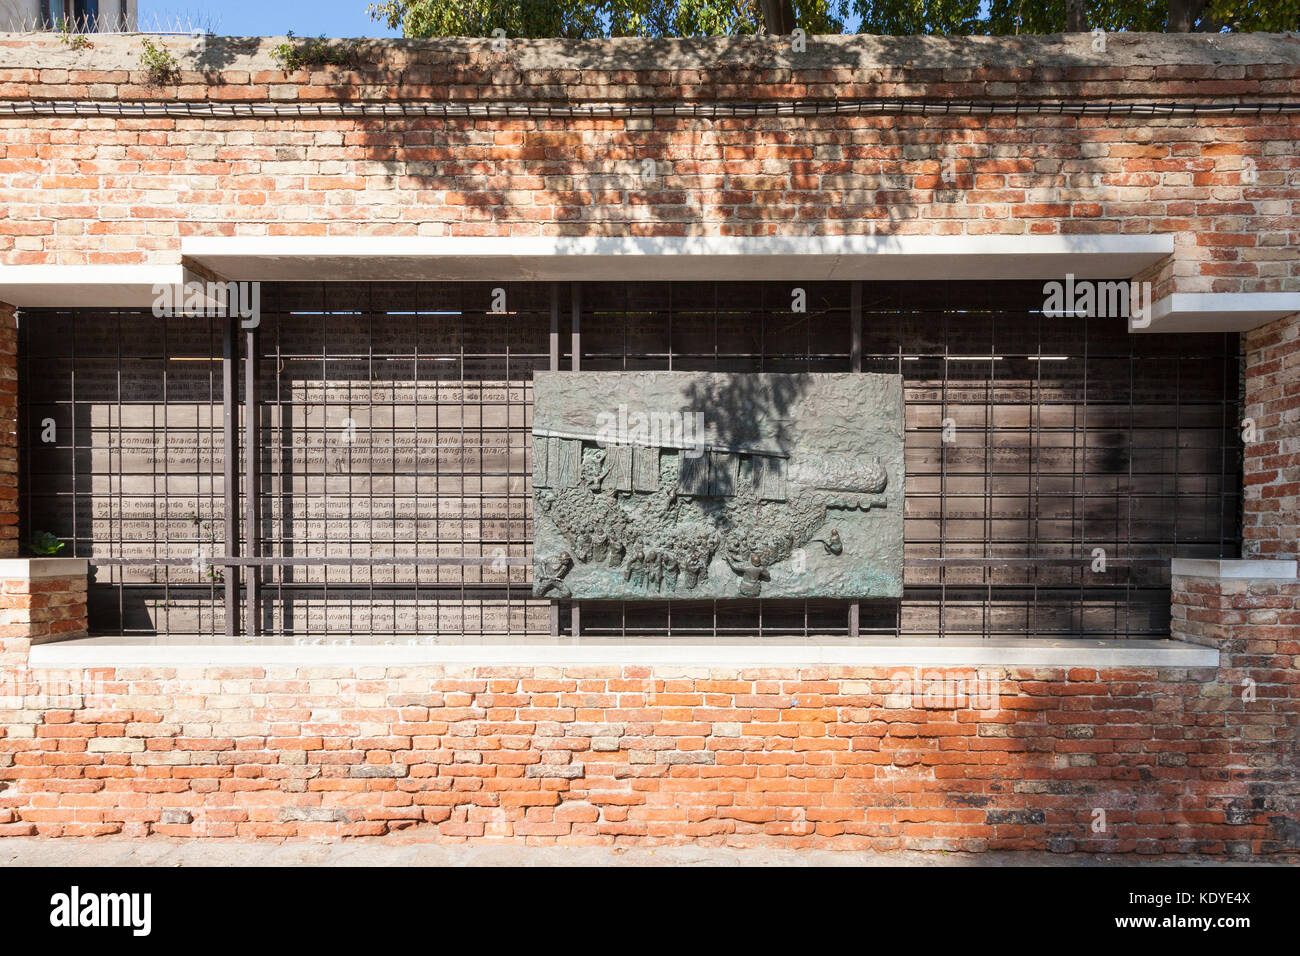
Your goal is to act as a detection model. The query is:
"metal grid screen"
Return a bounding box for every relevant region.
[18,280,1242,639]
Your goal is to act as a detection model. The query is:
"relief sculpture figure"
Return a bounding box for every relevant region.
[535,552,574,599]
[726,551,771,598]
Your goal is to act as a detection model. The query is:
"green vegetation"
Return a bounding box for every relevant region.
[365,0,1299,38]
[138,37,181,86]
[270,32,362,71]
[56,19,93,50]
[27,531,66,557]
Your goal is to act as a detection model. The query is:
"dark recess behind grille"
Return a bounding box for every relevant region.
[18,281,1242,639]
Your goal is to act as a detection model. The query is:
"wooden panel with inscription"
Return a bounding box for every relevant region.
[19,283,1240,638]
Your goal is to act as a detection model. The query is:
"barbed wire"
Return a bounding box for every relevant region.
[2,98,1296,119]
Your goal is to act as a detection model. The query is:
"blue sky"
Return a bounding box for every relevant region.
[139,1,873,38]
[137,1,997,38]
[140,1,403,37]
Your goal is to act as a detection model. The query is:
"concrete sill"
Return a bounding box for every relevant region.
[1171,558,1298,580]
[0,557,89,579]
[28,636,1220,669]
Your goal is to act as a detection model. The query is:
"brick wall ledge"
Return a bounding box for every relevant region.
[178,234,1176,284]
[1171,558,1299,579]
[27,636,1219,669]
[0,558,88,579]
[3,31,1298,86]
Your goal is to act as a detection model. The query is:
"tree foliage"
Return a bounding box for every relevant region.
[368,1,841,38]
[367,0,1300,37]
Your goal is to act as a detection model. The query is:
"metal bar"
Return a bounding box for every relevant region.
[549,282,560,639]
[222,313,241,637]
[850,281,862,373]
[245,322,260,636]
[114,312,125,631]
[87,554,1167,568]
[208,311,218,636]
[570,281,581,637]
[571,282,581,373]
[850,280,862,638]
[9,100,1300,121]
[549,282,560,372]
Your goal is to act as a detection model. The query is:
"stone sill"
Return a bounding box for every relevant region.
[28,636,1219,669]
[1171,558,1298,580]
[0,558,89,580]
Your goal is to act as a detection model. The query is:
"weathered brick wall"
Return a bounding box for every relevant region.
[0,32,1296,853]
[1170,569,1300,848]
[0,33,1297,295]
[0,304,15,557]
[0,567,88,645]
[1244,311,1300,559]
[0,649,1294,851]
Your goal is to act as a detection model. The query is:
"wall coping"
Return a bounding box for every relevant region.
[0,558,89,580]
[3,31,1298,76]
[179,233,1174,283]
[0,264,183,309]
[1135,292,1300,334]
[2,235,1176,307]
[10,240,1294,333]
[27,636,1219,669]
[1171,558,1299,580]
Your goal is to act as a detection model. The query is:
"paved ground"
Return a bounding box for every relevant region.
[0,838,1292,867]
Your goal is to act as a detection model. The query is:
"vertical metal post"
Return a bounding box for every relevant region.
[570,281,581,638]
[849,281,862,639]
[850,281,863,373]
[548,283,561,639]
[570,282,582,373]
[549,282,561,372]
[245,323,260,637]
[222,314,241,637]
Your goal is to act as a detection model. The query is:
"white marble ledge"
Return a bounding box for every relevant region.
[1171,559,1298,581]
[28,636,1219,670]
[0,558,89,580]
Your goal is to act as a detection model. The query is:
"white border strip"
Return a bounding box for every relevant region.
[1138,292,1300,333]
[0,236,1181,306]
[179,234,1175,283]
[0,558,88,580]
[0,264,184,308]
[29,638,1219,669]
[1171,558,1298,579]
[182,234,1177,260]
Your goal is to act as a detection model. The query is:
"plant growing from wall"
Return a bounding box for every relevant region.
[56,19,93,50]
[27,531,66,557]
[270,32,361,71]
[189,515,224,583]
[139,37,181,86]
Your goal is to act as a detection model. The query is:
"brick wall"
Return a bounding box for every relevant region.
[0,32,1297,853]
[1244,311,1300,560]
[0,563,88,645]
[0,33,1297,296]
[0,648,1293,852]
[1170,567,1300,851]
